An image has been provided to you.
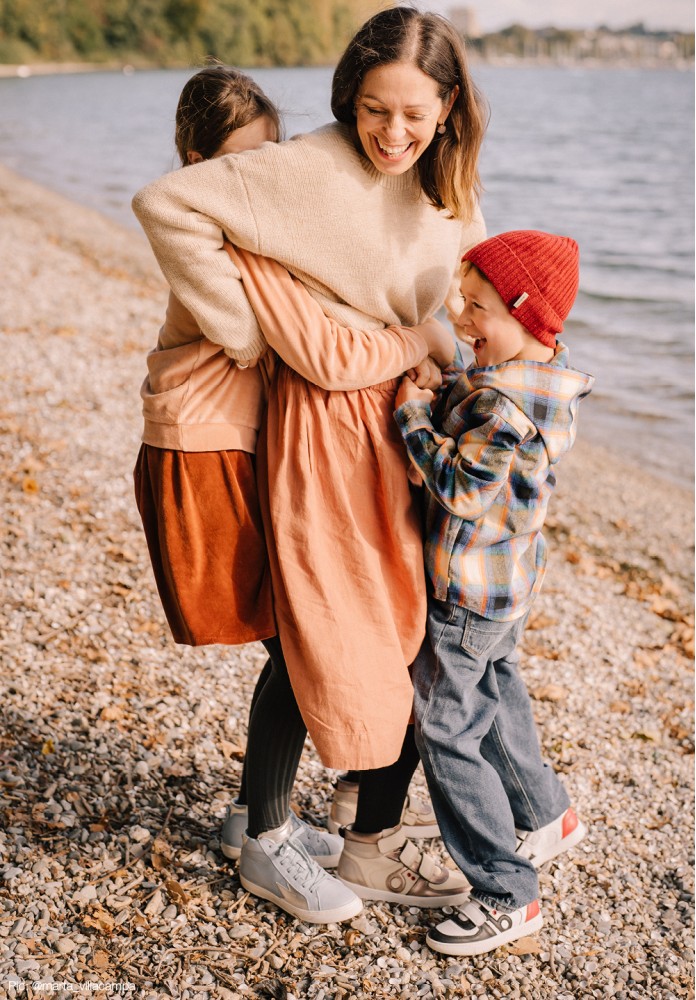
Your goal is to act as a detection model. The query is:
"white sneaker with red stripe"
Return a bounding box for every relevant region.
[515,807,587,868]
[427,897,543,956]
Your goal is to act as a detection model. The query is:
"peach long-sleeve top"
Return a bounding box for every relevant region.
[141,251,434,452]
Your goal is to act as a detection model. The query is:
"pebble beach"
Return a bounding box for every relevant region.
[0,163,693,999]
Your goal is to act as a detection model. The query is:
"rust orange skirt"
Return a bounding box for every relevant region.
[134,444,275,646]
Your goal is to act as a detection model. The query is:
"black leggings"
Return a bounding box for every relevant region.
[238,637,307,838]
[237,639,420,837]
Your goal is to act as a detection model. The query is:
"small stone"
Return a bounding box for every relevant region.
[56,938,77,955]
[129,825,151,843]
[73,884,98,905]
[144,891,165,916]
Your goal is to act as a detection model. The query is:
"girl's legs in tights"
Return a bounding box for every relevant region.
[242,635,308,838]
[236,656,273,807]
[352,725,421,833]
[237,645,419,837]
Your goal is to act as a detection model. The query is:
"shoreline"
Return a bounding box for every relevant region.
[0,57,692,79]
[2,158,693,491]
[1,161,693,995]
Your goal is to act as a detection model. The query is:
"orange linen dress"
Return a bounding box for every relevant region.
[257,361,426,770]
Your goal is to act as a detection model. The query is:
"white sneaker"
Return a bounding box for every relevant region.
[328,778,440,839]
[337,824,469,907]
[239,818,363,924]
[427,897,543,956]
[515,807,587,868]
[221,800,343,867]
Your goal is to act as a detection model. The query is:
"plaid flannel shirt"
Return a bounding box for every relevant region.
[394,345,593,621]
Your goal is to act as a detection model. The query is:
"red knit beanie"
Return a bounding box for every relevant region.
[462,230,579,348]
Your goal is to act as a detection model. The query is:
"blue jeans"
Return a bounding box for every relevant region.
[412,599,570,911]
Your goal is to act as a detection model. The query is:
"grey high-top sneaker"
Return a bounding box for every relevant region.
[337,824,469,907]
[239,817,363,924]
[221,799,343,867]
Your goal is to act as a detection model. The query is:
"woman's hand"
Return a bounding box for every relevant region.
[411,317,455,368]
[396,374,434,410]
[405,356,442,391]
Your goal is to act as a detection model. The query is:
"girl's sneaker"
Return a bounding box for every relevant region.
[427,897,543,956]
[328,778,440,839]
[337,824,469,907]
[515,807,587,868]
[238,818,362,924]
[221,800,343,867]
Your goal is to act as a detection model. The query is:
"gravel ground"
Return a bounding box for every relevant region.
[0,165,693,1000]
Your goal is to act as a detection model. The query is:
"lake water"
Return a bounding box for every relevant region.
[0,65,693,485]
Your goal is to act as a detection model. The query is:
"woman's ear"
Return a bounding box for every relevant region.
[443,84,460,121]
[186,150,204,165]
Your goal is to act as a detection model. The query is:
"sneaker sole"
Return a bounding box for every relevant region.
[338,877,470,908]
[220,840,241,861]
[239,873,363,924]
[426,912,543,957]
[530,819,588,869]
[222,841,340,868]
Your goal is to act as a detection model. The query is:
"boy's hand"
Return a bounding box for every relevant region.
[411,317,456,368]
[405,357,442,390]
[396,374,434,410]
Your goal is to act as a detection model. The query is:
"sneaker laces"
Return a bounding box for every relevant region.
[275,833,327,892]
[295,818,332,852]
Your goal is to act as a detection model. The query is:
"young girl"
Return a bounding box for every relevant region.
[134,63,451,922]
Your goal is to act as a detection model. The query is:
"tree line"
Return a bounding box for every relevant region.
[0,0,377,66]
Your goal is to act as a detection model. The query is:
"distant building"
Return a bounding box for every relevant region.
[448,6,481,39]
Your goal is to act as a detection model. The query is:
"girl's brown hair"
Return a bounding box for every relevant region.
[175,64,281,164]
[331,6,488,221]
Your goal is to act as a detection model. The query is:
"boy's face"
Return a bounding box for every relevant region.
[455,267,540,368]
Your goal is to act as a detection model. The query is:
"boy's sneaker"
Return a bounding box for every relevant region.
[221,800,343,867]
[238,818,362,924]
[328,778,440,839]
[515,807,587,869]
[427,897,543,956]
[337,825,469,907]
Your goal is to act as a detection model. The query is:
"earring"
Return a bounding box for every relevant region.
[437,122,446,134]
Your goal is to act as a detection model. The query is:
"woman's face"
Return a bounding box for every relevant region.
[354,62,456,176]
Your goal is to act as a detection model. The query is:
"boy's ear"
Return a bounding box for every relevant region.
[186,150,204,165]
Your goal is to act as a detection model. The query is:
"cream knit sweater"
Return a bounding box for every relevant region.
[132,123,486,362]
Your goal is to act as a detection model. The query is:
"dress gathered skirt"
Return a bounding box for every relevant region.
[257,359,427,770]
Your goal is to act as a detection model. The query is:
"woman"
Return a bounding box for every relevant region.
[133,7,487,921]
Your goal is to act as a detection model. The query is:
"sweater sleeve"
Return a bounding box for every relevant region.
[228,246,428,391]
[394,389,532,521]
[132,145,284,362]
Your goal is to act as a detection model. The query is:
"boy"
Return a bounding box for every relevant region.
[394,230,593,956]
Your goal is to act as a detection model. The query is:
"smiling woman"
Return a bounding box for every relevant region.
[353,62,456,173]
[331,7,487,219]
